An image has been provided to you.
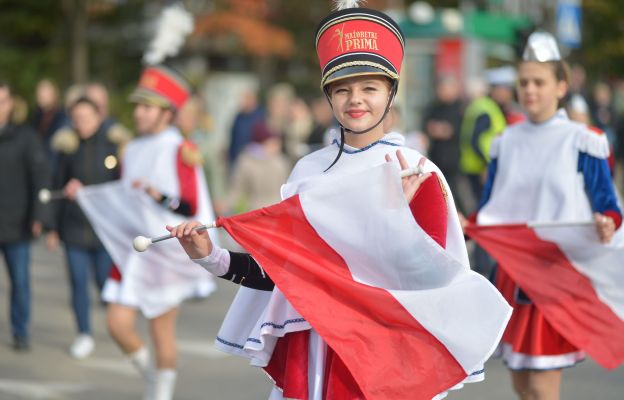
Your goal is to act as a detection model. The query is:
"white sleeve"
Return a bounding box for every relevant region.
[192,246,230,276]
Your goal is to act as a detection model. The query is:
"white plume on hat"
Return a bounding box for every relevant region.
[143,3,194,65]
[334,0,364,11]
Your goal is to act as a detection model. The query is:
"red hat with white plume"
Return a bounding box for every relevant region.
[129,2,193,110]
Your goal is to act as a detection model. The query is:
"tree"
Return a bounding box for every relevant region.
[575,0,624,79]
[0,0,65,97]
[63,0,89,84]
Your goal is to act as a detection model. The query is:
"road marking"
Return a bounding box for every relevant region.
[178,339,228,359]
[81,342,227,377]
[0,379,90,399]
[81,357,138,376]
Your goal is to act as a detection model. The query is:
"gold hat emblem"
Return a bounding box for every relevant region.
[139,74,159,89]
[331,24,346,51]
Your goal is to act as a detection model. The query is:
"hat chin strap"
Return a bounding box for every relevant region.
[323,81,398,172]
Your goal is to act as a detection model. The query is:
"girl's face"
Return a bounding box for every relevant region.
[328,75,392,134]
[133,103,170,135]
[517,61,568,123]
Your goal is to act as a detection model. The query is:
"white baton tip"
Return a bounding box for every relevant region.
[38,189,51,204]
[133,236,152,252]
[400,166,423,178]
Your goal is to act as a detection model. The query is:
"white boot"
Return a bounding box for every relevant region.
[128,347,155,400]
[153,369,177,400]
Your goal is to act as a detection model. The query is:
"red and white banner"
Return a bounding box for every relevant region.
[216,163,511,399]
[466,222,624,369]
[77,181,217,318]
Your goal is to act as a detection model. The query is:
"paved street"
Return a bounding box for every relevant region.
[0,239,622,399]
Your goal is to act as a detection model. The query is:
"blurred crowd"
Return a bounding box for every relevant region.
[2,61,624,357]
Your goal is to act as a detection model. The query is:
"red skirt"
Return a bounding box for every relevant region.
[264,330,365,400]
[496,267,585,370]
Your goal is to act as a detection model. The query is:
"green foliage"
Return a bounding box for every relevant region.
[0,0,65,98]
[1,0,621,116]
[574,0,624,78]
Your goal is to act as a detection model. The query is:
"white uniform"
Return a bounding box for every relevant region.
[102,127,218,318]
[477,110,616,370]
[206,132,483,399]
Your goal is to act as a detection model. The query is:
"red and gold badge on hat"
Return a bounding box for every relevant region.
[316,1,405,88]
[129,65,190,110]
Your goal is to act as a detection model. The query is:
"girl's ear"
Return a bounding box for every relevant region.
[556,79,569,101]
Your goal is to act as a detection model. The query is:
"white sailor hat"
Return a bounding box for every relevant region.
[522,31,561,62]
[484,66,517,87]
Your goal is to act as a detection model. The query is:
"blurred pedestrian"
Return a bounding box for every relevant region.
[0,80,49,351]
[30,79,67,165]
[225,121,290,212]
[283,97,313,164]
[47,96,125,359]
[266,83,295,138]
[85,82,110,122]
[567,93,591,125]
[476,32,621,400]
[459,75,507,211]
[423,75,464,211]
[306,96,336,153]
[64,84,86,112]
[84,82,133,158]
[569,63,589,101]
[228,88,264,170]
[485,66,525,125]
[590,81,617,145]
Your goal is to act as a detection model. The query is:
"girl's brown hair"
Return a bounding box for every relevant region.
[546,60,571,84]
[553,61,570,108]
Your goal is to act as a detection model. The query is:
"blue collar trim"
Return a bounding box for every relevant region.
[332,139,401,154]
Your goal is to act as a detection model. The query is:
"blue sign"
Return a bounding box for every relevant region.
[556,1,582,48]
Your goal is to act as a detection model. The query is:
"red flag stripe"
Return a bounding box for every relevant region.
[218,196,466,399]
[466,224,624,369]
[176,142,198,216]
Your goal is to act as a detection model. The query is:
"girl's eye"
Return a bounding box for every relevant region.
[333,88,348,94]
[364,86,377,91]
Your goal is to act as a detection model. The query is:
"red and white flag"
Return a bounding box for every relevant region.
[216,163,511,399]
[77,181,217,318]
[466,222,624,369]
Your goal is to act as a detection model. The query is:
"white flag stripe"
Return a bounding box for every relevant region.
[390,272,510,373]
[300,163,511,372]
[536,225,624,320]
[77,182,216,318]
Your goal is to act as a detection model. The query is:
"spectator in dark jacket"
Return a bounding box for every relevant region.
[46,96,126,359]
[30,79,68,169]
[0,80,50,351]
[228,88,265,170]
[423,75,465,212]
